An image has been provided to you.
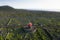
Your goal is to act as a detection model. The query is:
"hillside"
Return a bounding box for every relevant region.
[0,6,60,40]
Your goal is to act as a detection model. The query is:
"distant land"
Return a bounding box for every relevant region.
[0,5,60,25]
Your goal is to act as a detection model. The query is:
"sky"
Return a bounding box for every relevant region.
[0,0,60,11]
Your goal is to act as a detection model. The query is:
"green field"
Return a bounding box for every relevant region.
[0,6,60,40]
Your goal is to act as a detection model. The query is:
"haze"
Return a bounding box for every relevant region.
[0,0,60,11]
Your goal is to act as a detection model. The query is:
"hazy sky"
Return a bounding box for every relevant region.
[0,0,60,11]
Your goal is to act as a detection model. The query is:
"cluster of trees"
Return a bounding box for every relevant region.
[0,24,60,40]
[0,26,53,40]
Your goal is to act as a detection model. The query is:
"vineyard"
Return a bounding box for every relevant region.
[0,6,60,40]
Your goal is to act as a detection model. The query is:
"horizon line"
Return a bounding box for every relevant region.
[0,5,60,12]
